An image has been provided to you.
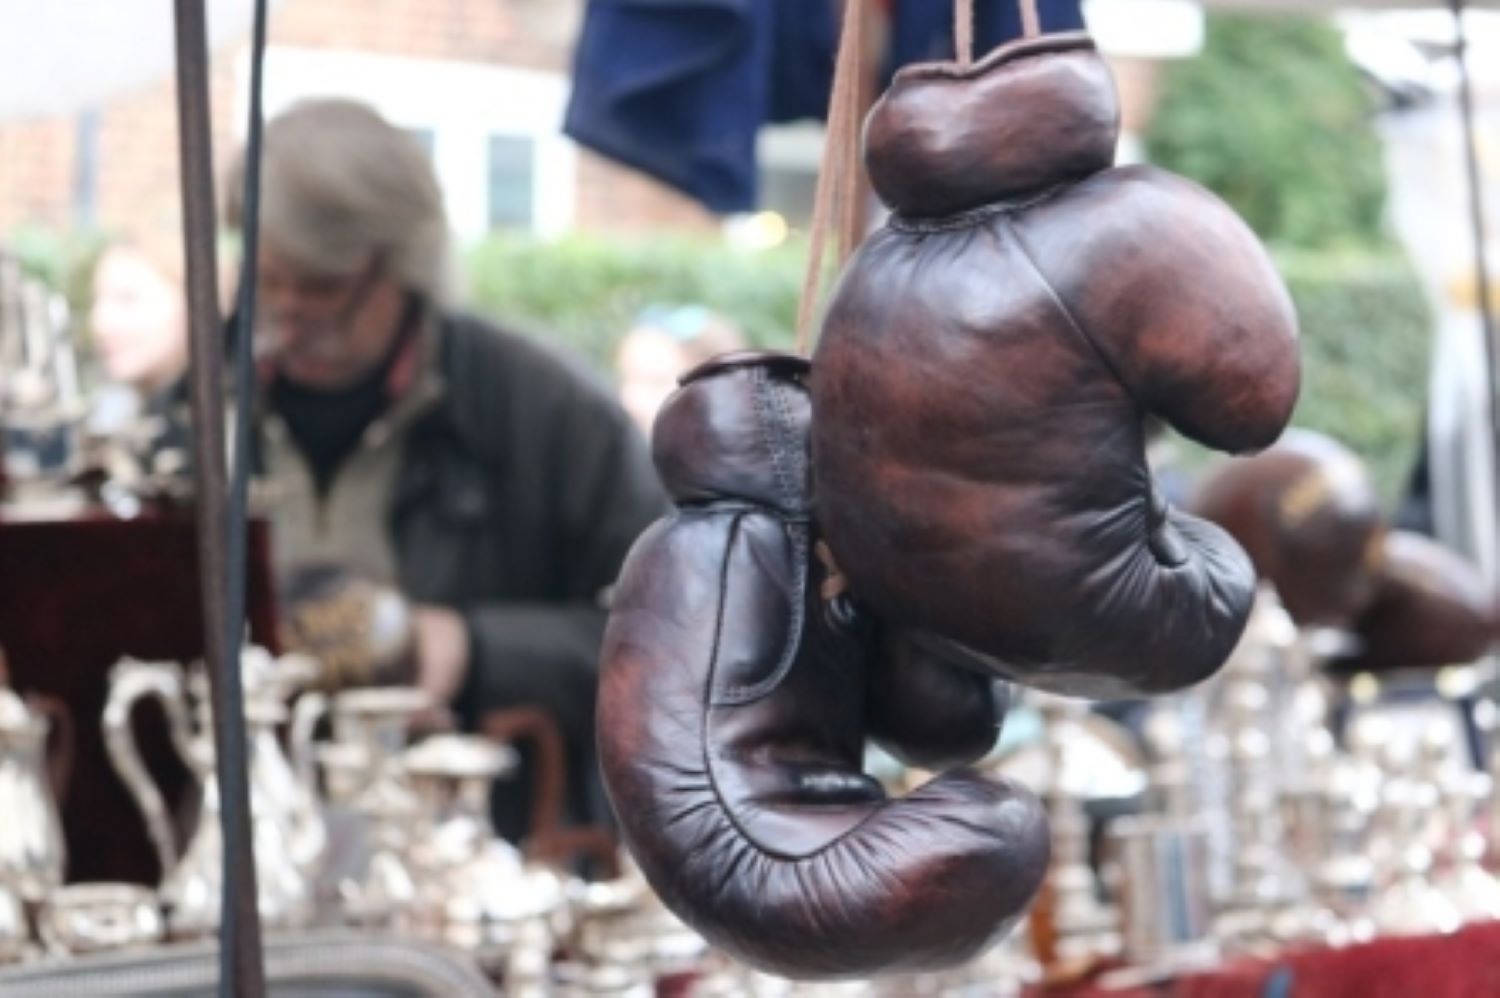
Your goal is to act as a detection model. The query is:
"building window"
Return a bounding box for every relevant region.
[257,49,575,240]
[754,123,824,231]
[488,135,536,231]
[759,165,819,228]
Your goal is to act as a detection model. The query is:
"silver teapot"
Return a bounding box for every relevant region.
[102,650,326,936]
[0,679,67,903]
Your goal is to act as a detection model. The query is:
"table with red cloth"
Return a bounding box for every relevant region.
[1032,921,1500,998]
[0,509,278,886]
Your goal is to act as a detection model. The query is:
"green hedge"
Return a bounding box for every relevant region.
[465,235,806,370]
[465,235,1432,509]
[1144,13,1388,252]
[1276,249,1432,507]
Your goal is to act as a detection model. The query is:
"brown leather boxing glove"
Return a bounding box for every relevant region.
[817,543,1008,771]
[598,353,1049,980]
[1194,430,1384,628]
[867,626,1009,771]
[1341,531,1498,673]
[811,33,1301,699]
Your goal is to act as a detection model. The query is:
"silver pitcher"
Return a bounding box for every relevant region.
[0,681,67,903]
[0,884,23,964]
[102,653,324,936]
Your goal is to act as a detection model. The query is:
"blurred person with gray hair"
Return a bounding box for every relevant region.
[223,98,666,841]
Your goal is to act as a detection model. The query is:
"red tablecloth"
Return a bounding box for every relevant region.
[1034,921,1500,998]
[0,511,278,886]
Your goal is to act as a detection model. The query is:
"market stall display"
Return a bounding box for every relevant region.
[0,0,1496,994]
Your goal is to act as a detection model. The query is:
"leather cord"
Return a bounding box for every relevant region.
[796,0,1046,354]
[956,0,974,66]
[1020,0,1041,39]
[838,7,873,269]
[795,0,868,355]
[959,0,1043,60]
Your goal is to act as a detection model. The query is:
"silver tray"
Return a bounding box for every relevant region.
[0,930,494,997]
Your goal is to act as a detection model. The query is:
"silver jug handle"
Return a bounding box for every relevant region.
[102,660,199,880]
[290,688,328,803]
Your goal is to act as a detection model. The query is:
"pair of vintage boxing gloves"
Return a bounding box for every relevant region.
[598,33,1300,979]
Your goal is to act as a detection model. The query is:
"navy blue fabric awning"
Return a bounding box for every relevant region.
[564,0,1087,214]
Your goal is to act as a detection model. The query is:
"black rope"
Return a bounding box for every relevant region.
[221,0,271,992]
[170,0,265,993]
[1448,0,1498,590]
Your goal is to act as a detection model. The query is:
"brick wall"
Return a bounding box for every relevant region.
[576,152,717,235]
[0,0,714,264]
[269,0,545,70]
[88,63,240,252]
[0,116,75,232]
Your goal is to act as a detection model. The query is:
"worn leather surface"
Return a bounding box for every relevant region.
[599,354,1048,979]
[1340,531,1499,673]
[1194,430,1384,628]
[866,627,1008,771]
[812,36,1300,698]
[866,34,1115,220]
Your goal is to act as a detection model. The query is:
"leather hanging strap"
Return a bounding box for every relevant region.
[956,0,974,66]
[958,0,1042,63]
[796,0,1046,354]
[795,0,869,356]
[1020,0,1041,40]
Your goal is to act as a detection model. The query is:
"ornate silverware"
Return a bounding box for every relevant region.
[102,652,323,936]
[0,680,66,902]
[37,883,163,956]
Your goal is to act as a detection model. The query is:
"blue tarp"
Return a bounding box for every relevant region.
[564,0,1087,214]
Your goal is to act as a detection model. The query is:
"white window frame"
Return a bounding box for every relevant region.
[237,46,577,241]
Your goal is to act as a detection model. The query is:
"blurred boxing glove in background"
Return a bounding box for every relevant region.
[1194,430,1385,629]
[1341,531,1498,673]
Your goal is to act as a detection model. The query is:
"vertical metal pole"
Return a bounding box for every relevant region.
[1449,0,1499,583]
[72,108,100,230]
[171,1,265,995]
